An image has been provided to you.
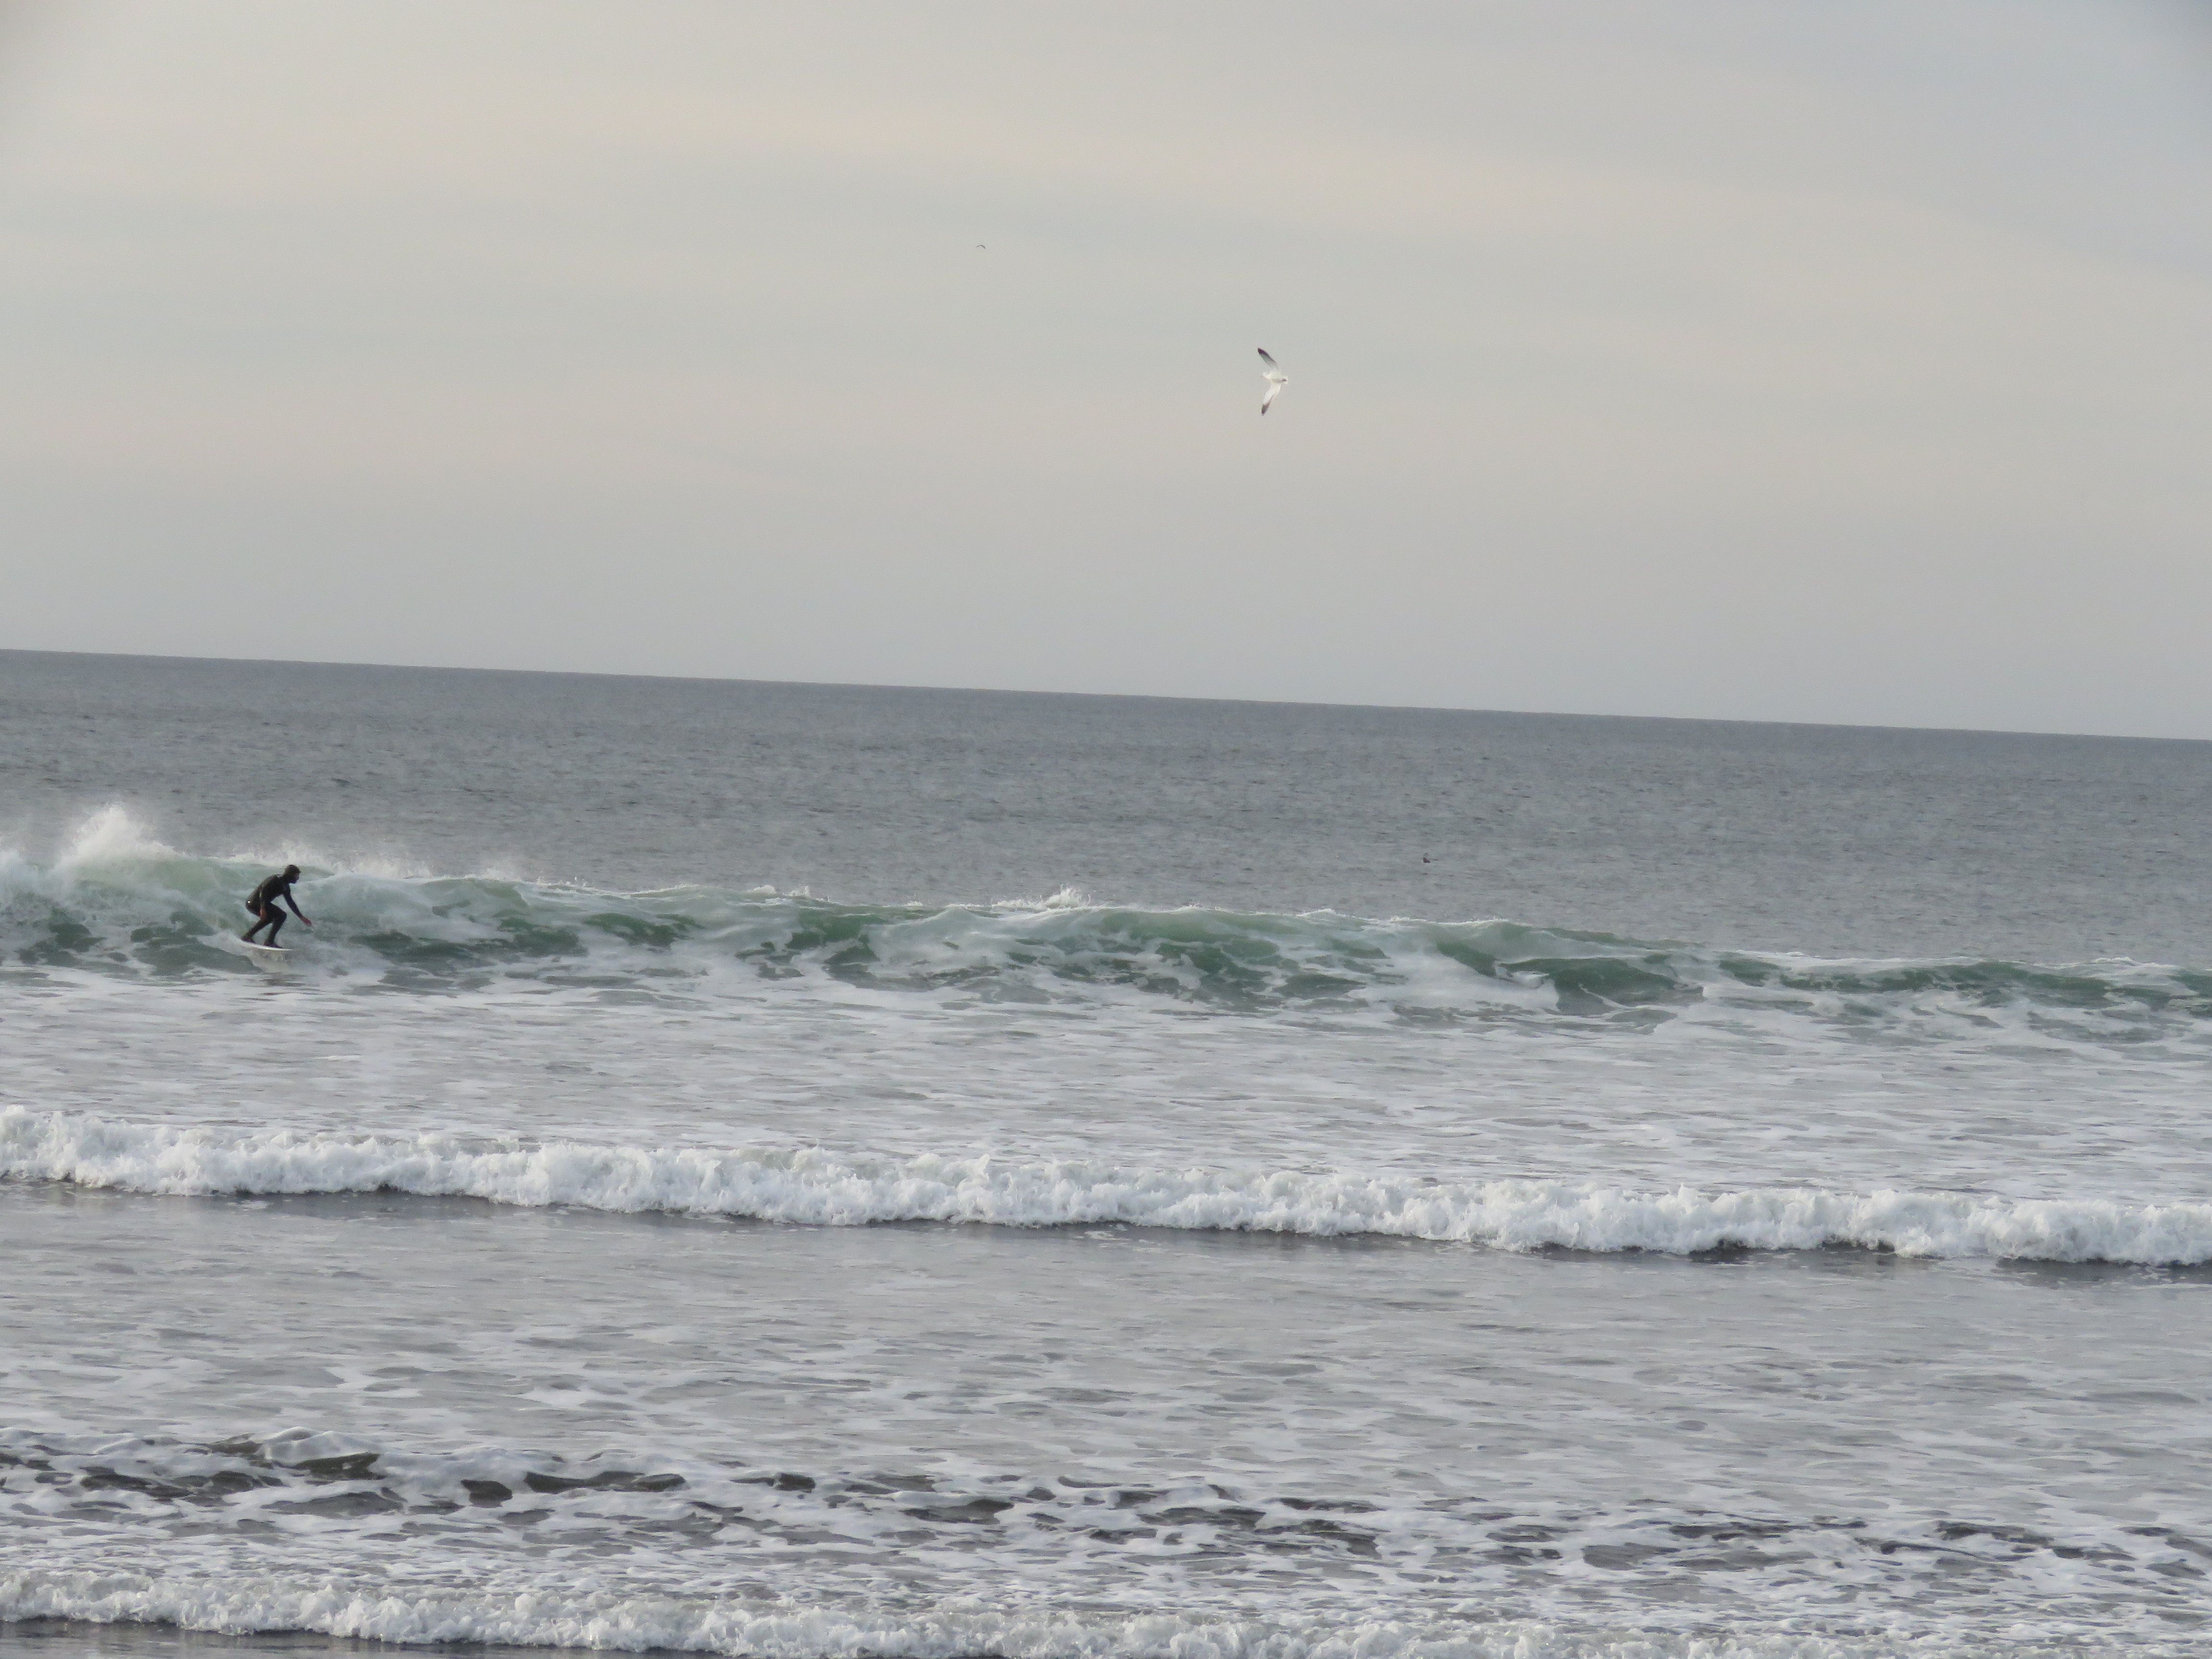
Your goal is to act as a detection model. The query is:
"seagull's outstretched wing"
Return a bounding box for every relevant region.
[1257,348,1288,414]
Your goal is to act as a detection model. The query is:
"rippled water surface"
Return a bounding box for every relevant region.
[4,649,2212,1659]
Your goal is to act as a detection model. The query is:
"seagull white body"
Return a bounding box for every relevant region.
[1257,348,1288,414]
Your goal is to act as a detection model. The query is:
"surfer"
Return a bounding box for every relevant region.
[242,865,313,946]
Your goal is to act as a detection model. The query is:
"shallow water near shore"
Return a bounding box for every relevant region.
[8,1622,568,1658]
[4,650,2211,1657]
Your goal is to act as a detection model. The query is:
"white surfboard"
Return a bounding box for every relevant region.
[240,941,294,973]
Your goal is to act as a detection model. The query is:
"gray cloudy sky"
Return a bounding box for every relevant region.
[3,1,2211,735]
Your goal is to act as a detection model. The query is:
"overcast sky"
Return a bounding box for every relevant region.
[3,1,2210,736]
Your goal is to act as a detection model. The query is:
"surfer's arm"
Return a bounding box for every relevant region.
[285,891,313,926]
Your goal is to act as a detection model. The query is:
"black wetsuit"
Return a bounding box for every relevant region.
[244,874,299,944]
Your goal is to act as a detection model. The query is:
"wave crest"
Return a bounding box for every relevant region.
[6,815,2212,1038]
[5,1110,2208,1264]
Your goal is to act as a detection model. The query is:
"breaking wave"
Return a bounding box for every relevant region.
[5,809,2211,1039]
[6,1109,2210,1263]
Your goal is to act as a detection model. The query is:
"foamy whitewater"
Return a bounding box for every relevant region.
[5,654,2212,1659]
[11,1110,2212,1264]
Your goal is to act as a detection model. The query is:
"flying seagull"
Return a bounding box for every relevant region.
[1258,348,1288,415]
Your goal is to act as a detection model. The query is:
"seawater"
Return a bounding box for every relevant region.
[2,649,2210,1659]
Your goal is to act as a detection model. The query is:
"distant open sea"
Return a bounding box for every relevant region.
[4,649,2211,1659]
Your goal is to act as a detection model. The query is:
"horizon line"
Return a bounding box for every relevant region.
[3,644,2203,749]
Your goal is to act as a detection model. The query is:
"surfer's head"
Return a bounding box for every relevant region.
[283,864,301,879]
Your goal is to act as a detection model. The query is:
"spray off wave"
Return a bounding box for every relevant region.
[7,809,2212,1039]
[6,1109,2210,1263]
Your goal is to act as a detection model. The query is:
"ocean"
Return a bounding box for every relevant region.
[2,649,2209,1659]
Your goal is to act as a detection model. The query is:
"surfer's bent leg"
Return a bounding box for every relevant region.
[263,908,287,946]
[243,903,269,942]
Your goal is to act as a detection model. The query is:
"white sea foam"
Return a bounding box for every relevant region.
[5,1108,2207,1264]
[7,1421,2197,1647]
[0,1566,2134,1659]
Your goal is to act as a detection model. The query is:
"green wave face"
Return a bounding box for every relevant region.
[4,849,2210,1039]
